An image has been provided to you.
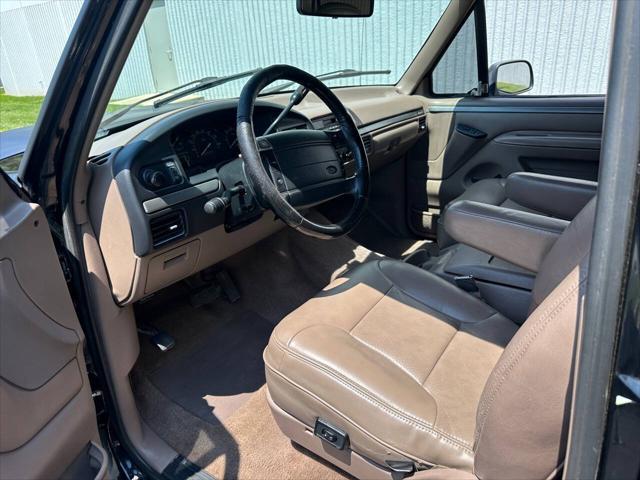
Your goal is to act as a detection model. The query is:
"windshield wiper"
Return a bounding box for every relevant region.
[153,68,261,108]
[99,68,261,131]
[99,81,200,130]
[262,68,391,95]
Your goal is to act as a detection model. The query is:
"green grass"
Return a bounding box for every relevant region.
[496,81,529,94]
[0,90,45,132]
[0,89,125,133]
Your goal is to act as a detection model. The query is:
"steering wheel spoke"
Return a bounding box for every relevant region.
[283,175,357,209]
[237,65,370,239]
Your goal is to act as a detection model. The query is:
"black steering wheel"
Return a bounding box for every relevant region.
[236,65,370,239]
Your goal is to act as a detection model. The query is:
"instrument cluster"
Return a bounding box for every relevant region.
[169,124,238,176]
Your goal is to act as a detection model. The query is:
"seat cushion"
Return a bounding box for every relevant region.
[455,178,537,213]
[264,259,518,471]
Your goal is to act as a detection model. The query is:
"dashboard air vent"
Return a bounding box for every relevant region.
[150,210,186,248]
[418,116,427,133]
[88,152,111,166]
[361,134,373,155]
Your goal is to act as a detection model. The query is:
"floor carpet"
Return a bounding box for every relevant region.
[133,226,377,479]
[148,311,273,422]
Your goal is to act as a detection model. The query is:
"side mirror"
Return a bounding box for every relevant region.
[297,0,374,18]
[488,60,534,95]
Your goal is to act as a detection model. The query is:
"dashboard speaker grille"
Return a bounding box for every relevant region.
[150,210,186,248]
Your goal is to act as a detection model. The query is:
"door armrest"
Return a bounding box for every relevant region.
[443,200,569,273]
[505,172,597,220]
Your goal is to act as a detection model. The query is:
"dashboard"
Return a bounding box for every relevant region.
[136,105,309,193]
[87,91,428,305]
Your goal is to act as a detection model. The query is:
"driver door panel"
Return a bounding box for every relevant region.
[0,174,107,479]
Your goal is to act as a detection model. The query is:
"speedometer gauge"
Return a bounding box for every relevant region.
[190,129,222,158]
[224,126,237,149]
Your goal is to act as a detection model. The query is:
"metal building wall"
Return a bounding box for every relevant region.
[1,0,614,100]
[112,0,618,98]
[0,0,155,99]
[485,0,614,95]
[0,0,83,96]
[113,33,156,100]
[163,0,450,100]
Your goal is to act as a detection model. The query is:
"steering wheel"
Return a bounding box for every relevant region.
[236,65,370,239]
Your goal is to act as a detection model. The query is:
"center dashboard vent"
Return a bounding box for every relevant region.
[361,134,373,155]
[149,210,186,248]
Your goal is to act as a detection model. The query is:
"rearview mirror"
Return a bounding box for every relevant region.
[297,0,374,18]
[489,60,534,95]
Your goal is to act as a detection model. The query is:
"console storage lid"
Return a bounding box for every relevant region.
[444,200,569,273]
[505,172,597,220]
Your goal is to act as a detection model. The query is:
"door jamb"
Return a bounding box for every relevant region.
[564,0,640,477]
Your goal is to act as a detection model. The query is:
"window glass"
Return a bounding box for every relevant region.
[0,0,83,173]
[485,0,614,95]
[431,14,478,95]
[103,0,451,125]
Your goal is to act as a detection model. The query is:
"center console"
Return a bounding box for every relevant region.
[421,244,535,324]
[418,199,571,323]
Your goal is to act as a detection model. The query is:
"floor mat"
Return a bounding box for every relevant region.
[148,311,273,422]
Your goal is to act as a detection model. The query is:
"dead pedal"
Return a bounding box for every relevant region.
[189,283,222,308]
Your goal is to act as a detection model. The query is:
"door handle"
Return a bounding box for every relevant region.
[456,123,487,139]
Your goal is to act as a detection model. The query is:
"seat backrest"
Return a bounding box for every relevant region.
[472,198,596,480]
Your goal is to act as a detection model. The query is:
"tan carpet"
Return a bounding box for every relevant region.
[135,376,351,480]
[133,227,376,479]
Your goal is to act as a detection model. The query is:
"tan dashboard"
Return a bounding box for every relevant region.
[88,87,427,305]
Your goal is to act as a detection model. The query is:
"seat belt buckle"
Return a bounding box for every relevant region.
[454,275,479,293]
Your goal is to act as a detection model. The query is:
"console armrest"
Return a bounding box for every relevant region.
[443,200,569,273]
[505,172,597,220]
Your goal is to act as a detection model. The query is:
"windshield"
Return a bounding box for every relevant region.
[103,0,450,126]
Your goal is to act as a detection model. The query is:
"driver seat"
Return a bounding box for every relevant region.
[264,199,596,479]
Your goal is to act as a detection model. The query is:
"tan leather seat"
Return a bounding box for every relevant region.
[265,199,596,479]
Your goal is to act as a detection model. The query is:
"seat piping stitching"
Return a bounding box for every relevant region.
[348,283,393,334]
[271,337,473,450]
[420,329,458,386]
[266,362,450,468]
[475,271,586,438]
[350,328,427,385]
[451,208,566,235]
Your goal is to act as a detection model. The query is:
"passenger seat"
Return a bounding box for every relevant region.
[438,172,597,247]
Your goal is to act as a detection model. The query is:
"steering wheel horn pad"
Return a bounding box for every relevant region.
[237,65,370,239]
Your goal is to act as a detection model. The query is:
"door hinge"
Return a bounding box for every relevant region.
[91,390,108,426]
[472,81,488,97]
